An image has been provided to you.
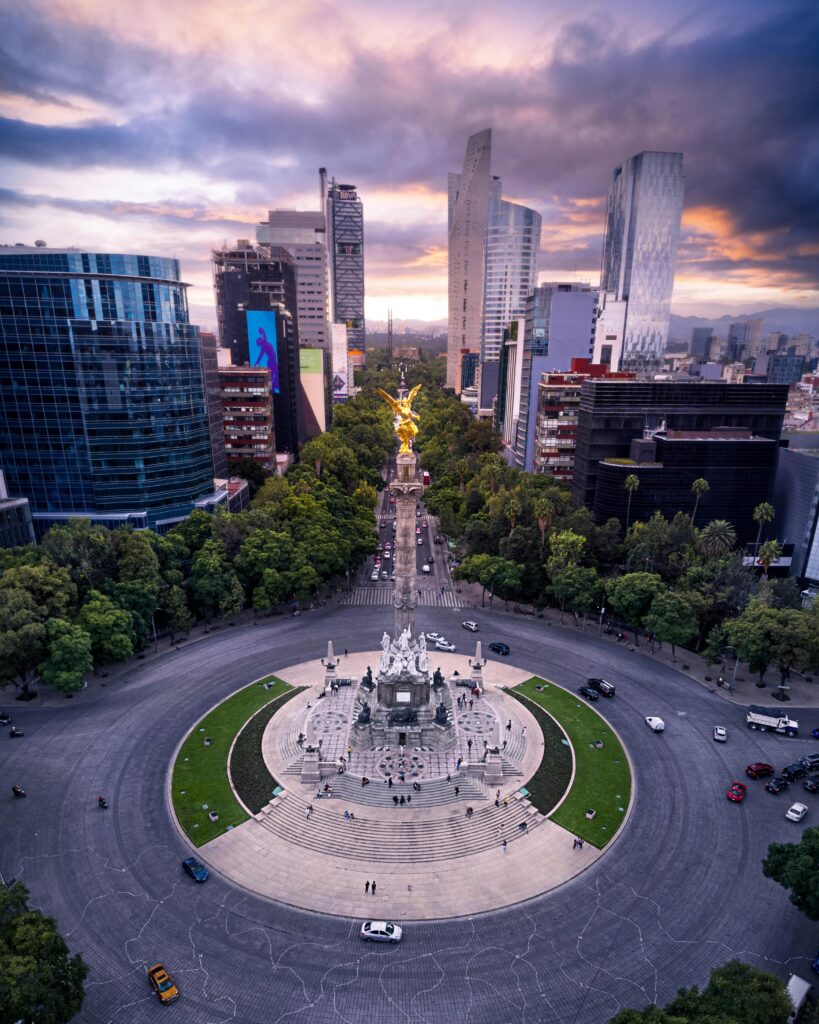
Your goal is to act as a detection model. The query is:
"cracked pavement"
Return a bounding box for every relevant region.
[0,603,815,1022]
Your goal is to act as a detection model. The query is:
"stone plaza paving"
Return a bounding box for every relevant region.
[202,650,606,919]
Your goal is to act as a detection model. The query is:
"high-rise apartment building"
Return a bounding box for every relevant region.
[211,241,303,455]
[219,366,276,472]
[447,129,492,390]
[199,330,228,479]
[495,319,525,454]
[598,151,684,372]
[512,283,597,472]
[257,210,330,350]
[482,178,541,363]
[447,129,540,390]
[322,171,365,355]
[690,327,714,361]
[0,247,216,533]
[727,319,764,361]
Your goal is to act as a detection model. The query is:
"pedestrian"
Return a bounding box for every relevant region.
[446,773,451,783]
[522,726,527,739]
[365,880,370,893]
[496,789,501,800]
[469,699,473,710]
[506,720,512,732]
[578,838,584,849]
[372,881,377,894]
[343,809,350,821]
[388,776,393,789]
[502,840,507,854]
[344,648,348,656]
[467,738,473,751]
[400,794,406,806]
[495,798,500,808]
[503,796,509,808]
[349,812,355,821]
[304,805,312,820]
[407,794,412,805]
[454,785,460,796]
[572,837,579,849]
[393,794,399,806]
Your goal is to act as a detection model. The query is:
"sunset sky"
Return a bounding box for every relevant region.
[0,0,817,331]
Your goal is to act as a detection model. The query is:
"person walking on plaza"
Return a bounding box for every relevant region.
[400,794,406,806]
[393,794,399,806]
[365,880,370,893]
[506,719,512,732]
[502,839,507,854]
[372,881,377,894]
[454,785,460,797]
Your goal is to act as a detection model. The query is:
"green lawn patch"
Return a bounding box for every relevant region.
[231,686,306,813]
[172,674,292,846]
[512,677,632,848]
[506,696,572,814]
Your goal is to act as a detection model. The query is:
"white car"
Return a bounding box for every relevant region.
[370,572,379,582]
[422,564,430,574]
[645,716,665,732]
[785,802,808,822]
[461,621,479,632]
[417,537,423,546]
[435,640,456,652]
[426,632,443,643]
[360,920,403,944]
[713,726,727,742]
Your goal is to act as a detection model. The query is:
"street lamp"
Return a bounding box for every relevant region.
[721,645,740,691]
[598,604,607,637]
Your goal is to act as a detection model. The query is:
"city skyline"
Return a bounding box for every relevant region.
[0,0,817,330]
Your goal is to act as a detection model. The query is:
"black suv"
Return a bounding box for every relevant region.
[577,686,599,702]
[765,776,789,794]
[782,762,807,782]
[488,642,510,655]
[803,776,819,794]
[800,753,819,771]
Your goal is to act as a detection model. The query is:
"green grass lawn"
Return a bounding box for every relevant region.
[230,686,306,813]
[512,677,632,848]
[171,674,292,846]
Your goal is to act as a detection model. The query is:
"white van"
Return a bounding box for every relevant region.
[786,974,811,1024]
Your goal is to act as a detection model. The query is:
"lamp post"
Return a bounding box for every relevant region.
[598,603,607,637]
[721,645,740,691]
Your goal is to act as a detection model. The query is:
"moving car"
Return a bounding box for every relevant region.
[422,564,430,574]
[361,920,403,944]
[785,802,808,822]
[782,762,807,782]
[381,571,389,580]
[461,621,479,632]
[577,686,599,702]
[488,642,510,655]
[416,526,421,534]
[417,537,423,546]
[383,551,391,560]
[0,713,11,727]
[745,762,774,779]
[727,782,746,802]
[426,633,444,643]
[435,640,456,652]
[587,678,615,697]
[645,717,665,732]
[800,753,819,770]
[182,857,209,882]
[370,571,380,582]
[147,963,179,1004]
[765,776,789,794]
[421,519,428,527]
[713,726,727,742]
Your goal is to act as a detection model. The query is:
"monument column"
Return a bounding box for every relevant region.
[391,453,424,636]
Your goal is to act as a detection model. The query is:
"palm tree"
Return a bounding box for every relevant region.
[698,519,737,558]
[533,498,555,553]
[752,502,775,555]
[690,478,710,525]
[624,474,640,531]
[757,538,782,577]
[506,496,522,536]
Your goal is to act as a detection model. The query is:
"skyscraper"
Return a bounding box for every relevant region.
[0,247,216,533]
[322,171,365,355]
[690,327,714,361]
[447,128,492,390]
[598,151,684,372]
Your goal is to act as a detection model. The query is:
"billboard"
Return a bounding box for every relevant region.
[246,311,279,393]
[331,323,348,403]
[299,347,325,436]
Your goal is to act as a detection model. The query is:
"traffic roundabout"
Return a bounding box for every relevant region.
[0,603,813,1023]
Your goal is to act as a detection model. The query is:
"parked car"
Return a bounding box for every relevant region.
[745,762,775,779]
[802,776,819,793]
[182,857,209,882]
[381,571,389,580]
[727,782,747,802]
[361,920,403,943]
[811,728,819,740]
[800,753,819,770]
[713,726,727,743]
[461,621,479,632]
[785,802,808,822]
[645,717,665,732]
[426,632,443,642]
[370,571,380,582]
[488,641,510,655]
[435,640,456,652]
[765,776,789,794]
[782,762,807,782]
[577,686,600,702]
[0,713,11,726]
[147,963,179,1004]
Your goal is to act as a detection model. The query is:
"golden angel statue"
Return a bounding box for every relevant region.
[377,384,422,454]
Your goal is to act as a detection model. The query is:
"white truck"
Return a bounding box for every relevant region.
[746,705,799,737]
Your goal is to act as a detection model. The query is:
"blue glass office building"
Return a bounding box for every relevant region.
[0,247,216,534]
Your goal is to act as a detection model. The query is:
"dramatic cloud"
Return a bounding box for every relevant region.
[0,0,816,325]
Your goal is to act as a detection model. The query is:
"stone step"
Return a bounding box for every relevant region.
[314,773,488,808]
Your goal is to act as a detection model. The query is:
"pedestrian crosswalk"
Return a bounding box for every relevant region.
[340,587,461,609]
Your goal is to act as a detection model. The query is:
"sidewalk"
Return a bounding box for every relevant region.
[454,580,819,710]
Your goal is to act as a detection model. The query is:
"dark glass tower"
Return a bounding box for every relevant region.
[0,247,216,533]
[323,174,365,354]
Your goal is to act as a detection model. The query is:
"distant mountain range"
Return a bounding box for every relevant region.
[368,308,819,339]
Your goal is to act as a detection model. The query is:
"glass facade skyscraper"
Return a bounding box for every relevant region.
[322,173,365,355]
[599,151,684,371]
[0,247,216,533]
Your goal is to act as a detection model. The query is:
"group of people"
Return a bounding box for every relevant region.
[455,695,474,710]
[392,794,412,806]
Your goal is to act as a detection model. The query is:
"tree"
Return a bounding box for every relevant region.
[763,826,819,920]
[38,620,93,694]
[76,591,135,670]
[0,587,48,690]
[643,591,699,661]
[0,880,89,1023]
[698,519,737,559]
[752,502,775,554]
[39,519,117,598]
[624,473,640,530]
[605,572,664,645]
[163,585,194,642]
[505,496,522,536]
[756,539,782,577]
[770,608,818,686]
[190,541,236,621]
[723,600,778,685]
[552,565,601,628]
[0,560,77,621]
[533,497,556,553]
[690,478,710,525]
[546,530,587,623]
[232,456,268,497]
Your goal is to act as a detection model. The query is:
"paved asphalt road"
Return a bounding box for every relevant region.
[1,603,816,1024]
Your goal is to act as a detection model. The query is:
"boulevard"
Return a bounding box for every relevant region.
[0,601,813,1023]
